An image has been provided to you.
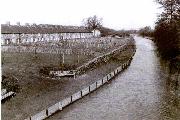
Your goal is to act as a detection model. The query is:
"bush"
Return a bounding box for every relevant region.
[154,22,179,59]
[2,75,20,92]
[138,26,154,37]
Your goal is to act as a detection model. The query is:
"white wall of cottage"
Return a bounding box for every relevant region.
[92,29,101,37]
[1,32,94,45]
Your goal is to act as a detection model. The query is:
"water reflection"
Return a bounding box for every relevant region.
[48,36,180,120]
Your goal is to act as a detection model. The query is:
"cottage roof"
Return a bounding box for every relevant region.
[1,24,92,34]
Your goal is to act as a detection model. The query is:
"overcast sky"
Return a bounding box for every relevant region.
[0,0,161,30]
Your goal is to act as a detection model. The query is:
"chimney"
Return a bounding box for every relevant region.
[6,21,10,26]
[25,23,30,26]
[16,22,20,26]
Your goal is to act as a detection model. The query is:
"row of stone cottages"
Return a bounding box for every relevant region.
[1,23,101,45]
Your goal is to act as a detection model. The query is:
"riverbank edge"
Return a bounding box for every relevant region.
[138,35,180,71]
[139,34,180,95]
[24,47,136,120]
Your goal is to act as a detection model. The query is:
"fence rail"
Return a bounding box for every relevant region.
[25,49,136,120]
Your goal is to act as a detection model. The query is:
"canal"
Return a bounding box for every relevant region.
[48,36,180,120]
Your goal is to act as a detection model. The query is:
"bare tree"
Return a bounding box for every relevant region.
[156,0,180,23]
[83,15,103,34]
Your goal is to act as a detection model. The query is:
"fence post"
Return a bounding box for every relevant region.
[96,81,97,88]
[107,75,108,81]
[46,109,48,116]
[71,95,73,102]
[102,79,103,84]
[74,73,76,79]
[89,86,91,92]
[81,91,83,97]
[59,102,62,110]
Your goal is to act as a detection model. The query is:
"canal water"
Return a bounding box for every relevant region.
[48,36,180,120]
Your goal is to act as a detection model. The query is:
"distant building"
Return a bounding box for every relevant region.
[92,29,101,37]
[1,23,101,45]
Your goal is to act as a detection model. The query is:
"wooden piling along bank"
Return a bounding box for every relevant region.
[25,48,136,120]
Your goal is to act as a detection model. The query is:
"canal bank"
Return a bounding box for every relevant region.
[47,36,180,120]
[25,53,135,120]
[23,38,136,120]
[2,37,136,120]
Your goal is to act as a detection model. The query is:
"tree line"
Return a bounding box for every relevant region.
[139,0,180,61]
[155,0,180,60]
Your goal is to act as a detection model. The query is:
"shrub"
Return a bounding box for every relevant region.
[2,75,20,92]
[154,22,179,59]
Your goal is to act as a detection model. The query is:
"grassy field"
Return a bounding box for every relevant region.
[2,52,93,85]
[2,52,93,68]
